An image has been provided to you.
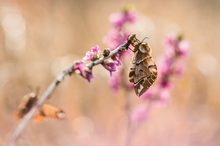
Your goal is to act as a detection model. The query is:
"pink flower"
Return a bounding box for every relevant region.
[126,82,134,90]
[109,71,121,91]
[83,45,101,61]
[177,40,190,57]
[109,68,133,92]
[164,33,190,58]
[157,57,171,76]
[111,54,121,65]
[152,89,171,107]
[74,61,84,74]
[141,87,156,100]
[104,9,136,51]
[174,61,186,76]
[109,11,136,29]
[125,11,136,23]
[109,12,125,29]
[83,68,93,82]
[159,88,171,101]
[131,105,148,126]
[164,33,177,49]
[102,60,119,76]
[73,62,93,82]
[156,33,190,90]
[104,30,129,49]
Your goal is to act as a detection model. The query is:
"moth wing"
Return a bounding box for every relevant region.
[16,93,38,119]
[132,57,157,96]
[34,104,65,122]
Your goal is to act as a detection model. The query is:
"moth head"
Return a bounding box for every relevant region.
[128,34,140,47]
[138,43,152,55]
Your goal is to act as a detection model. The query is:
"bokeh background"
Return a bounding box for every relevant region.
[0,0,220,146]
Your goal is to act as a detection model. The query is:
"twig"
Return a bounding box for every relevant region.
[9,40,131,146]
[119,62,133,146]
[124,92,132,146]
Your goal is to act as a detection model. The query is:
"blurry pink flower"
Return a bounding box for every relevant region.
[83,45,101,61]
[159,88,171,101]
[157,57,170,75]
[153,89,171,107]
[174,62,186,76]
[131,105,148,126]
[140,87,155,100]
[156,33,190,90]
[109,70,133,92]
[177,40,190,57]
[125,11,136,23]
[126,82,134,90]
[164,33,177,49]
[164,33,190,58]
[104,30,129,49]
[109,12,124,28]
[109,11,136,28]
[159,77,173,90]
[104,9,136,51]
[109,71,121,91]
[156,60,173,89]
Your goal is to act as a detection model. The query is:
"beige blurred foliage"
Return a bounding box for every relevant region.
[0,0,220,146]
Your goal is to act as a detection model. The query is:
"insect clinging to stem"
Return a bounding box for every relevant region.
[128,34,157,96]
[16,88,65,122]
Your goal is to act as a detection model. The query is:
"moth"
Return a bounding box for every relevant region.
[128,34,157,96]
[16,89,65,122]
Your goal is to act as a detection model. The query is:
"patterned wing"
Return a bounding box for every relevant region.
[129,51,157,96]
[34,104,65,122]
[16,92,38,119]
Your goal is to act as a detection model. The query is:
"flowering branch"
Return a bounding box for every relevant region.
[9,39,132,146]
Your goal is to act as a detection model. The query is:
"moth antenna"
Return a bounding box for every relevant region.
[141,37,150,43]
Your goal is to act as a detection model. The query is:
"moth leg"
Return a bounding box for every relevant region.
[129,66,135,83]
[129,67,135,77]
[129,77,134,83]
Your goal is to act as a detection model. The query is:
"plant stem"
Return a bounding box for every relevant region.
[120,62,133,146]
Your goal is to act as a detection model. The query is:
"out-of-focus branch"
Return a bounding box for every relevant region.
[9,40,132,146]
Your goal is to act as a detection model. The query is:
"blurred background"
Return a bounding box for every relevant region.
[0,0,220,146]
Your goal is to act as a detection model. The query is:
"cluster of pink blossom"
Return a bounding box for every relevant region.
[131,33,190,126]
[104,8,136,52]
[73,45,122,82]
[82,45,101,61]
